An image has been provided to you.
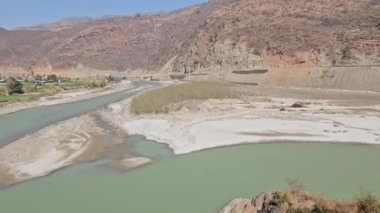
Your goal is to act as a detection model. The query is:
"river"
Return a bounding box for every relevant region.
[0,81,158,146]
[0,136,379,212]
[0,81,380,212]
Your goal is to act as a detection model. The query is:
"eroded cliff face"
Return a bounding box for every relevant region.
[170,0,380,74]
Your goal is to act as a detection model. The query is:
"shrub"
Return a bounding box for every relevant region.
[47,74,58,82]
[106,75,120,83]
[311,203,335,213]
[0,87,6,96]
[270,191,290,206]
[357,194,380,213]
[6,77,24,94]
[130,81,238,114]
[86,81,108,88]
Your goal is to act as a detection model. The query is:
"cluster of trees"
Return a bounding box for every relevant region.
[5,77,24,95]
[47,74,58,82]
[2,74,120,96]
[25,74,59,83]
[2,75,56,96]
[106,75,120,83]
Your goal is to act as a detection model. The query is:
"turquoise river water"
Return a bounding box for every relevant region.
[0,137,379,212]
[0,81,158,146]
[0,82,379,212]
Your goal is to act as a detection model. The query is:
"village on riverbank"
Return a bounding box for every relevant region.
[0,72,124,105]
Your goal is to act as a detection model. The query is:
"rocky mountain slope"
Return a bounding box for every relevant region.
[16,17,95,31]
[171,0,380,74]
[0,0,379,76]
[0,3,214,72]
[219,189,380,213]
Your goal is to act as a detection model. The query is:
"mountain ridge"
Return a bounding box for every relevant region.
[0,0,379,78]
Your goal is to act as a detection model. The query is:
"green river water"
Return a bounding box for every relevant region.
[0,136,379,213]
[0,82,379,212]
[0,81,158,146]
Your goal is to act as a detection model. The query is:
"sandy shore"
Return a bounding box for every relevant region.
[1,82,380,186]
[0,80,132,116]
[0,114,104,186]
[99,87,380,154]
[0,80,145,186]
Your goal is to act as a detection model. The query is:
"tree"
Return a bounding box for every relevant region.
[47,74,58,82]
[6,77,24,95]
[35,74,42,81]
[107,75,113,82]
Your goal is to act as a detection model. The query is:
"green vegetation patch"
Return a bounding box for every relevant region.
[130,81,239,114]
[59,81,107,90]
[0,80,108,104]
[0,93,41,103]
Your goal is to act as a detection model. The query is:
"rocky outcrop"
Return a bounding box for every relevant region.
[219,193,274,213]
[220,192,298,213]
[219,190,380,213]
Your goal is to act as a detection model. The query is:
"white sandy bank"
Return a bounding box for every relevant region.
[125,116,380,154]
[0,115,103,184]
[117,97,380,154]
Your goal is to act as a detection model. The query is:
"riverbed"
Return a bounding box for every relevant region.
[1,81,380,212]
[0,81,158,146]
[0,81,159,185]
[0,136,379,213]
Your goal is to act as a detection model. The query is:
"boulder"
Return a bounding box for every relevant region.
[290,102,304,108]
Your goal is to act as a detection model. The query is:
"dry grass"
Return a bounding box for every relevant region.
[130,81,239,114]
[254,180,380,213]
[276,189,380,213]
[260,190,358,213]
[0,87,6,96]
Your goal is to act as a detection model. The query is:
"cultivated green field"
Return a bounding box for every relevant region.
[0,81,108,104]
[130,81,239,114]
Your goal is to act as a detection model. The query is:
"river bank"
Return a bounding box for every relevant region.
[1,82,379,186]
[1,139,380,213]
[99,85,380,154]
[0,81,158,186]
[0,82,380,212]
[0,114,103,185]
[0,80,132,116]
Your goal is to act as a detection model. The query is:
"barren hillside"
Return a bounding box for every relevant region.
[171,0,380,74]
[0,3,214,72]
[0,0,379,78]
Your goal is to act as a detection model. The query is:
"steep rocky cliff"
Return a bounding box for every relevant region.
[0,0,379,82]
[170,0,380,74]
